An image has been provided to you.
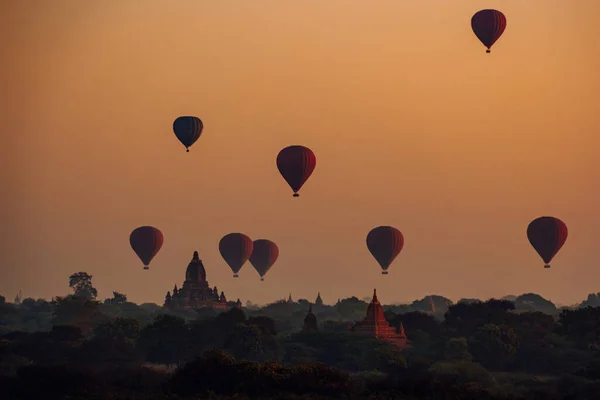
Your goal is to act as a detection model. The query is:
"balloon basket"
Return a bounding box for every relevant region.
[382,271,388,275]
[186,148,189,152]
[293,193,299,197]
[233,274,239,278]
[544,264,551,269]
[261,277,264,281]
[486,49,491,53]
[143,266,149,270]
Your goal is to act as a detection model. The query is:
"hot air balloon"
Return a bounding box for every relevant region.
[366,226,404,275]
[249,239,279,281]
[129,226,164,270]
[219,233,254,277]
[276,145,316,197]
[173,116,203,152]
[471,9,507,53]
[527,217,568,269]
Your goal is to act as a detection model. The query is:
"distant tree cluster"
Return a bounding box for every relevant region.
[1,273,600,399]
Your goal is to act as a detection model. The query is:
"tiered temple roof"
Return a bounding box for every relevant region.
[164,251,229,310]
[350,289,411,349]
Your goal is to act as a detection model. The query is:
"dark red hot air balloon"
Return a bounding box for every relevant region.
[249,239,279,281]
[276,145,316,197]
[129,226,164,270]
[366,226,404,275]
[173,116,203,152]
[527,217,568,269]
[219,233,254,277]
[471,9,507,53]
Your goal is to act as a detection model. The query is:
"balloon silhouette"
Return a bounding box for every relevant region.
[471,9,507,53]
[130,226,164,270]
[366,226,404,275]
[219,233,254,277]
[173,116,203,152]
[249,239,279,281]
[276,145,316,197]
[527,217,568,269]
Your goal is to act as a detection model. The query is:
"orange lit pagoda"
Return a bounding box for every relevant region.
[350,289,411,349]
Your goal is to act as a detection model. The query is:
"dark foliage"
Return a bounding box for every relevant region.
[1,289,600,399]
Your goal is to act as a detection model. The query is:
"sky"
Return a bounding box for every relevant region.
[1,0,599,307]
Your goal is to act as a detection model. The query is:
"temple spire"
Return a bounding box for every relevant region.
[302,302,318,333]
[373,288,378,302]
[315,292,323,306]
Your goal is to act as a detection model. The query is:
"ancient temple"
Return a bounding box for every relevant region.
[302,303,318,333]
[315,292,323,306]
[350,289,411,349]
[164,251,228,310]
[235,299,242,309]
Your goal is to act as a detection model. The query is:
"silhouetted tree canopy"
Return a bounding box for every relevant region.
[68,272,98,300]
[1,282,600,400]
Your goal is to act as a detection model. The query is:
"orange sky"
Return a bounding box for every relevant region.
[1,1,599,306]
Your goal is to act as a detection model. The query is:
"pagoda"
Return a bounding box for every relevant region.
[315,292,323,306]
[302,303,318,333]
[350,289,411,349]
[164,251,228,310]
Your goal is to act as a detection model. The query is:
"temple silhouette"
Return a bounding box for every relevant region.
[302,303,318,333]
[350,289,411,349]
[315,292,323,306]
[164,251,230,310]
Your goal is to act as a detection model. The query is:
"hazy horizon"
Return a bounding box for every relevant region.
[2,1,599,306]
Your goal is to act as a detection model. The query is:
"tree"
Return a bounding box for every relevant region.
[444,337,473,362]
[51,296,106,335]
[68,272,97,300]
[514,293,557,314]
[50,325,83,343]
[248,316,277,336]
[444,299,515,337]
[390,311,441,336]
[138,314,190,365]
[335,297,368,320]
[428,361,495,393]
[558,307,600,344]
[469,324,519,370]
[93,317,140,342]
[81,317,143,368]
[103,291,127,305]
[580,293,600,308]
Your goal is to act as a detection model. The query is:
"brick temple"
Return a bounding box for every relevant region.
[350,289,411,349]
[164,251,230,310]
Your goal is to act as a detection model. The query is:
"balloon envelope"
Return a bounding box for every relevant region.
[527,217,568,268]
[249,239,279,279]
[219,233,254,277]
[129,226,164,268]
[173,116,203,151]
[366,226,404,274]
[471,9,507,53]
[276,145,316,197]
